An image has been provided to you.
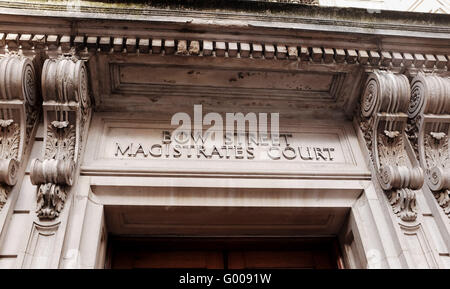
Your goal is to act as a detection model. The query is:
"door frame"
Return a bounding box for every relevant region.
[54,175,399,269]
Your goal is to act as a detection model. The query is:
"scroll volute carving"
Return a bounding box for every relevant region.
[0,53,39,209]
[360,70,424,221]
[30,56,90,220]
[407,74,450,217]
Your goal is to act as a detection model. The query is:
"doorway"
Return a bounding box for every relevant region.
[107,237,343,269]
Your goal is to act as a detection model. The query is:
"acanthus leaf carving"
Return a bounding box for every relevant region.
[30,55,90,220]
[36,183,67,220]
[44,124,76,161]
[407,73,450,218]
[388,188,417,222]
[436,190,450,215]
[360,70,424,222]
[0,52,39,209]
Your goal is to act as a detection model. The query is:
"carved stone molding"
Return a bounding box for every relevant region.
[0,53,39,209]
[407,74,450,217]
[360,70,424,221]
[0,33,449,70]
[30,55,90,220]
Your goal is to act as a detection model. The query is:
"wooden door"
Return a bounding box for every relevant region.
[112,250,224,269]
[108,237,342,269]
[228,250,336,269]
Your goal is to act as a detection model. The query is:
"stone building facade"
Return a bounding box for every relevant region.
[319,0,449,13]
[0,0,449,269]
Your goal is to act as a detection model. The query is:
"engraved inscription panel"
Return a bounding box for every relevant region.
[83,116,368,177]
[109,128,343,163]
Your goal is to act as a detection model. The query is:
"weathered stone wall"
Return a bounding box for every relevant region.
[0,1,448,269]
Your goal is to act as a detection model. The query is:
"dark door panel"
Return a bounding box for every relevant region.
[108,237,341,269]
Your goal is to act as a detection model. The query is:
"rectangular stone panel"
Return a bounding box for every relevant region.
[108,128,344,162]
[111,63,340,100]
[81,115,369,179]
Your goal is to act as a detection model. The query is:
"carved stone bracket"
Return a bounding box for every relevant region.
[407,74,450,218]
[360,70,424,222]
[0,53,39,209]
[30,55,90,220]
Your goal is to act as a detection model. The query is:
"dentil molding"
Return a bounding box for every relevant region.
[0,33,449,71]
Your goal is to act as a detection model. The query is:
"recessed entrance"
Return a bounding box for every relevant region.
[103,205,348,269]
[107,237,342,269]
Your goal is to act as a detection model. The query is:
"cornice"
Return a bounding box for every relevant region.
[1,32,448,73]
[0,1,449,40]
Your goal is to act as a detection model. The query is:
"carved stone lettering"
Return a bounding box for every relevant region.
[110,130,342,162]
